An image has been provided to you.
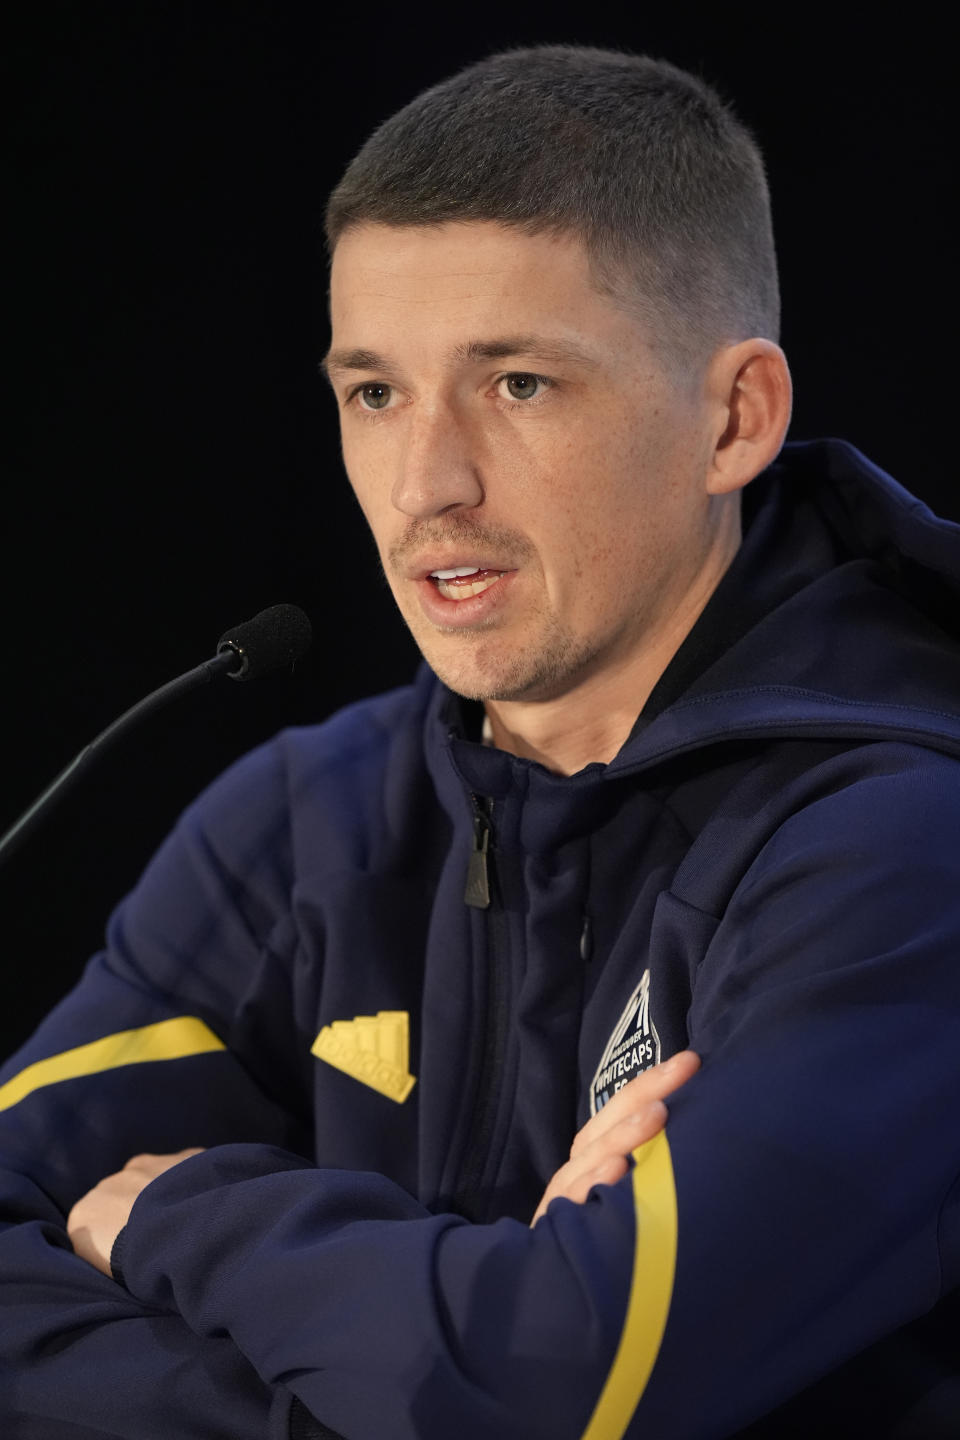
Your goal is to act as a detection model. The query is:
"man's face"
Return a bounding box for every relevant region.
[327,221,723,704]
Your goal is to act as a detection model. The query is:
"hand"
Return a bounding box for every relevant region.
[67,1148,204,1276]
[530,1051,700,1225]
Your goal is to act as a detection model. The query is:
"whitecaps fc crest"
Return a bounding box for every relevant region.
[589,969,661,1115]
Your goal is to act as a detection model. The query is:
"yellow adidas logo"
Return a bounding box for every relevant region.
[311,1011,416,1104]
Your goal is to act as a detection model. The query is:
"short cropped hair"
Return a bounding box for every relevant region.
[325,45,780,371]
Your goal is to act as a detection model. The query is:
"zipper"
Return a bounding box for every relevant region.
[464,793,493,908]
[453,794,510,1220]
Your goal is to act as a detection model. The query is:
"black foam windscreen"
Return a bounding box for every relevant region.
[217,604,312,681]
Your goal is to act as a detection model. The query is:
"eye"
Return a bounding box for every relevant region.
[500,373,550,403]
[355,383,393,411]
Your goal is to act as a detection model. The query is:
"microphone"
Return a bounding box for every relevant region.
[217,603,313,682]
[0,605,312,866]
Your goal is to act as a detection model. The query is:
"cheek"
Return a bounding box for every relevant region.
[540,441,646,573]
[536,454,690,614]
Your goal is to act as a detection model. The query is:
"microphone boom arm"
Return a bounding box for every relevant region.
[0,602,311,868]
[0,649,240,867]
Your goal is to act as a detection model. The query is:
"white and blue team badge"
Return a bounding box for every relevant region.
[589,969,661,1116]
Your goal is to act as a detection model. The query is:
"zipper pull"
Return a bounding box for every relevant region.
[464,795,493,909]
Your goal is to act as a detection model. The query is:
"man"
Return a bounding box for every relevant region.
[1,44,958,1440]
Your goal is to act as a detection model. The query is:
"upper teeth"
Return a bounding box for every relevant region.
[430,567,480,579]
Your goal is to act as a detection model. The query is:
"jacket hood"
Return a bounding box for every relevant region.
[608,438,960,775]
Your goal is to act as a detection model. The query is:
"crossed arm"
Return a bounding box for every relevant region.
[67,1052,702,1273]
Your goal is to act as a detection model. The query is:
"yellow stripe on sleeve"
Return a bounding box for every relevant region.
[580,1130,678,1440]
[0,1016,226,1113]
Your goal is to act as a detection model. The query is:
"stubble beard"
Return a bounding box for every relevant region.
[411,603,599,704]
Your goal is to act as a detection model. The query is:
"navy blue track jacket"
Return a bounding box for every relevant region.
[1,439,959,1439]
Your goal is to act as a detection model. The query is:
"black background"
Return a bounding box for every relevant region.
[3,4,954,1056]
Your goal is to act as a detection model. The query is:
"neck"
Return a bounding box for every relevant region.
[484,520,740,776]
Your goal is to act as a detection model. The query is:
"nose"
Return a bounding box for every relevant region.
[391,399,484,518]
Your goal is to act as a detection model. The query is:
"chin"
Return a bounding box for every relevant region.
[423,636,586,706]
[421,653,508,703]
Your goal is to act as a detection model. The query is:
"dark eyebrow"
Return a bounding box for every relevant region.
[320,347,391,380]
[320,334,602,381]
[450,336,602,369]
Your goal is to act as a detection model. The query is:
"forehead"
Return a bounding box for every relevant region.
[331,220,590,296]
[328,221,648,363]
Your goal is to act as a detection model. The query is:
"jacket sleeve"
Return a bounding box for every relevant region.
[0,740,310,1439]
[98,758,960,1440]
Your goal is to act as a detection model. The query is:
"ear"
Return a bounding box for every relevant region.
[704,339,793,496]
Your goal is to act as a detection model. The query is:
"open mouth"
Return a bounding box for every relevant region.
[429,567,507,600]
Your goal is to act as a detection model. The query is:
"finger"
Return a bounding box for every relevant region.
[532,1103,668,1226]
[123,1147,205,1177]
[531,1152,630,1225]
[570,1051,700,1158]
[67,1172,143,1273]
[576,1101,668,1167]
